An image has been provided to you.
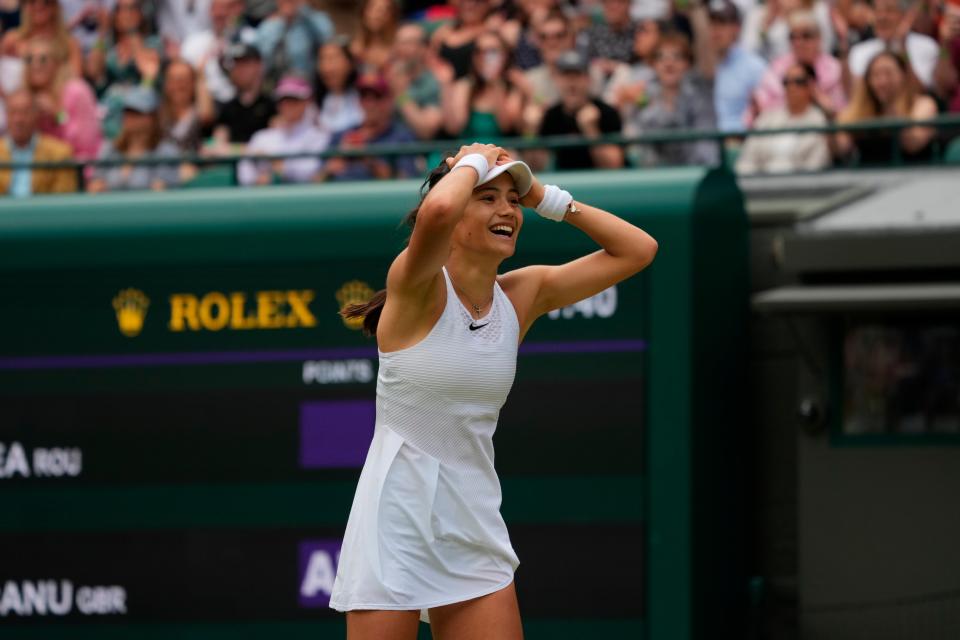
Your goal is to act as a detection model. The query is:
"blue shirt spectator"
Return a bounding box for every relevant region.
[321,72,420,181]
[715,44,766,130]
[9,135,35,197]
[708,0,767,131]
[256,0,333,82]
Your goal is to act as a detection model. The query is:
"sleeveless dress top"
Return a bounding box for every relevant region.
[330,267,521,623]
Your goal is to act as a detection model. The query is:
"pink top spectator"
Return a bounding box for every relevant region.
[751,53,845,125]
[36,78,103,161]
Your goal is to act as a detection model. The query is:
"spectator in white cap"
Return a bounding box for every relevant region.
[237,74,330,186]
[87,86,182,193]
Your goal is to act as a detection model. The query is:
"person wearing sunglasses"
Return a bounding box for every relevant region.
[737,61,831,173]
[1,0,83,77]
[750,11,846,124]
[319,71,420,182]
[20,35,102,163]
[740,0,835,61]
[522,10,577,109]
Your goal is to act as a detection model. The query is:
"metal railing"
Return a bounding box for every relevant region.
[2,114,960,192]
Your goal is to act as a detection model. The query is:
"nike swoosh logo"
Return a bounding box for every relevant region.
[468,322,489,331]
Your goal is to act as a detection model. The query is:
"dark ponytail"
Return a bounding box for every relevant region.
[339,158,454,337]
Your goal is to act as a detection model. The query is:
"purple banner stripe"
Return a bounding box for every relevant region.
[0,340,646,371]
[519,339,647,355]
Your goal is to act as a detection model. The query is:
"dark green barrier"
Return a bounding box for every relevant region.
[0,168,747,639]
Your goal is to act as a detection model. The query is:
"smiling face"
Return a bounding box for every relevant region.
[24,38,59,90]
[872,0,902,41]
[450,173,524,260]
[24,0,57,29]
[317,42,353,92]
[653,37,690,90]
[866,53,905,107]
[164,60,195,108]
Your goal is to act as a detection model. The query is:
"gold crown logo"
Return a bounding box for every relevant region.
[112,288,149,337]
[335,280,375,330]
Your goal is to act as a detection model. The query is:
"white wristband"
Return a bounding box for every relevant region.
[535,184,573,222]
[451,153,489,185]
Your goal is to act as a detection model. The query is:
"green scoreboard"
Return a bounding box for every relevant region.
[0,168,747,639]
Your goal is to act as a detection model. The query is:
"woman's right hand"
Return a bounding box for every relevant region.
[444,143,507,171]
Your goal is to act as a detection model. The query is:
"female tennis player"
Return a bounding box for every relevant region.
[329,142,658,640]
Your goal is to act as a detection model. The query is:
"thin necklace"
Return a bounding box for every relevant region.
[448,275,493,319]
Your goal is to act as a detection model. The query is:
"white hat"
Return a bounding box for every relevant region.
[478,160,534,197]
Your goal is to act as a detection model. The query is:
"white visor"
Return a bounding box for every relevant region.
[477,160,534,198]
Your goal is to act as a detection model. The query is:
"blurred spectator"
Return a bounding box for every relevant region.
[431,0,490,79]
[626,0,674,21]
[847,0,939,88]
[528,49,624,169]
[159,58,214,152]
[386,22,443,140]
[523,10,577,107]
[835,50,938,164]
[350,0,399,71]
[0,0,20,35]
[22,35,102,162]
[87,87,182,192]
[246,0,276,26]
[180,0,256,103]
[741,0,835,61]
[935,0,960,111]
[440,30,525,138]
[313,36,363,136]
[237,75,330,185]
[1,0,82,76]
[320,72,419,181]
[582,0,636,85]
[628,29,719,166]
[0,89,77,196]
[61,0,116,54]
[737,61,831,173]
[604,17,661,114]
[494,0,563,70]
[709,0,767,131]
[836,0,876,50]
[256,0,333,84]
[86,0,162,139]
[209,42,275,151]
[156,0,212,53]
[751,10,846,121]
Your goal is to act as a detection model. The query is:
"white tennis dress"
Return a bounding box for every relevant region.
[330,266,521,623]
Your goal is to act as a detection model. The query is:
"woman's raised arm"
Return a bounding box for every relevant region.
[500,176,658,338]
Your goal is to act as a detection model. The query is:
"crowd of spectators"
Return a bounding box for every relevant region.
[0,0,959,197]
